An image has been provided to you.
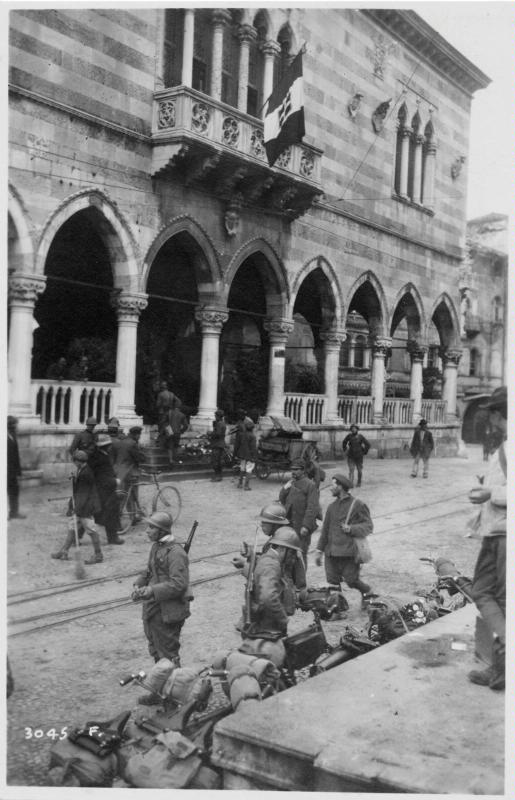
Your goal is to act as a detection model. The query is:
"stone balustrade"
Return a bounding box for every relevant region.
[32,380,118,427]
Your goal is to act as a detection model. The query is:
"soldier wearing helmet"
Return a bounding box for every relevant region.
[132,511,191,703]
[68,415,98,458]
[258,502,306,590]
[242,525,302,640]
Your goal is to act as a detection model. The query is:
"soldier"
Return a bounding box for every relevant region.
[342,424,370,488]
[132,511,191,704]
[278,459,319,562]
[111,426,146,523]
[69,416,97,459]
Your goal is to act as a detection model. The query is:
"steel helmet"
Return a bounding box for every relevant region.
[144,511,173,534]
[257,502,289,525]
[96,433,112,448]
[268,526,302,552]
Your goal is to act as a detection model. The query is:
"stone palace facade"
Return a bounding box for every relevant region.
[8,8,489,478]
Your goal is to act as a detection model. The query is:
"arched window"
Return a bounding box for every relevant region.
[407,111,420,201]
[394,104,408,196]
[422,119,435,204]
[192,9,212,93]
[221,10,241,107]
[469,348,480,377]
[163,9,184,88]
[248,13,266,117]
[493,296,502,324]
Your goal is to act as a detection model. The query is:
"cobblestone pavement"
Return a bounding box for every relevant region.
[6,447,486,786]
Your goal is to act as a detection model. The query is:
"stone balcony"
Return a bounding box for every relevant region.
[463,312,482,336]
[151,86,324,220]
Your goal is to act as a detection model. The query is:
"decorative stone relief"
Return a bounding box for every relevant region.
[348,92,363,119]
[271,186,297,210]
[372,99,392,133]
[372,337,392,357]
[224,193,243,237]
[158,100,176,129]
[451,156,466,180]
[8,274,47,306]
[407,340,427,362]
[299,149,315,178]
[191,102,211,135]
[250,128,266,160]
[275,147,292,169]
[320,329,346,349]
[370,34,397,80]
[442,348,462,366]
[222,117,240,148]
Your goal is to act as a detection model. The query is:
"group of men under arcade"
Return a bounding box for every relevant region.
[124,385,507,704]
[51,416,145,564]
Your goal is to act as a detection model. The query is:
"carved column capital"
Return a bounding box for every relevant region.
[8,274,47,306]
[264,317,294,344]
[372,337,392,357]
[320,328,346,350]
[441,348,462,366]
[261,40,281,59]
[212,9,232,27]
[195,306,229,334]
[407,340,428,362]
[238,24,257,45]
[110,291,148,321]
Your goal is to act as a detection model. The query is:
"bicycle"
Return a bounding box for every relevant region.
[116,471,182,534]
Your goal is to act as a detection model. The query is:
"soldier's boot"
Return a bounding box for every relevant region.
[243,475,252,491]
[84,532,104,565]
[489,639,505,690]
[51,530,75,560]
[237,473,244,489]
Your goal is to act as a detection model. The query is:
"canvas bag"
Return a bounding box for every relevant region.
[346,498,372,564]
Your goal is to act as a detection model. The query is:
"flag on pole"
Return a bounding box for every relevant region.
[264,51,305,167]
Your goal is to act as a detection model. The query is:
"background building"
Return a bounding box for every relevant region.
[8,8,489,479]
[458,213,507,444]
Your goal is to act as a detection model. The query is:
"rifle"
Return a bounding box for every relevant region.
[243,526,259,630]
[183,520,198,554]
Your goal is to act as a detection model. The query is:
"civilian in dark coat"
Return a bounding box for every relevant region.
[279,460,319,561]
[234,420,257,491]
[7,416,25,519]
[51,450,103,563]
[208,408,227,481]
[112,426,146,522]
[89,434,124,545]
[410,419,434,478]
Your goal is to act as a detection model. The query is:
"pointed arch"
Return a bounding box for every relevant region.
[225,237,289,315]
[8,184,34,273]
[344,271,388,336]
[290,256,343,325]
[35,189,140,291]
[143,216,223,300]
[429,292,461,347]
[389,282,426,338]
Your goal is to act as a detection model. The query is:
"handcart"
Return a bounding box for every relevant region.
[254,415,320,480]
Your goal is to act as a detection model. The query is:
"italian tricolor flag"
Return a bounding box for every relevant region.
[264,51,305,167]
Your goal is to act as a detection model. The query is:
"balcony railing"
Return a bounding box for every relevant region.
[32,381,118,426]
[151,86,323,219]
[284,394,325,425]
[421,399,447,424]
[382,398,413,425]
[337,396,373,425]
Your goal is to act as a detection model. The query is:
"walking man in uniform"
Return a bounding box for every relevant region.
[132,511,191,704]
[342,424,370,488]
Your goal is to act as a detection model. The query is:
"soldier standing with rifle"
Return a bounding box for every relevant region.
[131,512,195,705]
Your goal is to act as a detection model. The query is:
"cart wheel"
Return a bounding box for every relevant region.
[255,463,271,480]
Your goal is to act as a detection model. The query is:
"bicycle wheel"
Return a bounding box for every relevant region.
[116,490,131,534]
[136,481,154,519]
[153,486,182,523]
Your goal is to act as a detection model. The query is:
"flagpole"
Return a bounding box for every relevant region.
[257,43,307,117]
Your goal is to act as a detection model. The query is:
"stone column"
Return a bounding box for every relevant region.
[181,8,195,87]
[399,127,411,198]
[321,329,346,422]
[237,24,257,112]
[408,343,427,422]
[210,9,231,101]
[347,333,356,368]
[194,306,229,423]
[441,348,462,420]
[8,274,47,420]
[110,292,148,423]
[264,318,294,416]
[371,337,391,423]
[261,40,280,119]
[413,134,424,204]
[424,141,437,211]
